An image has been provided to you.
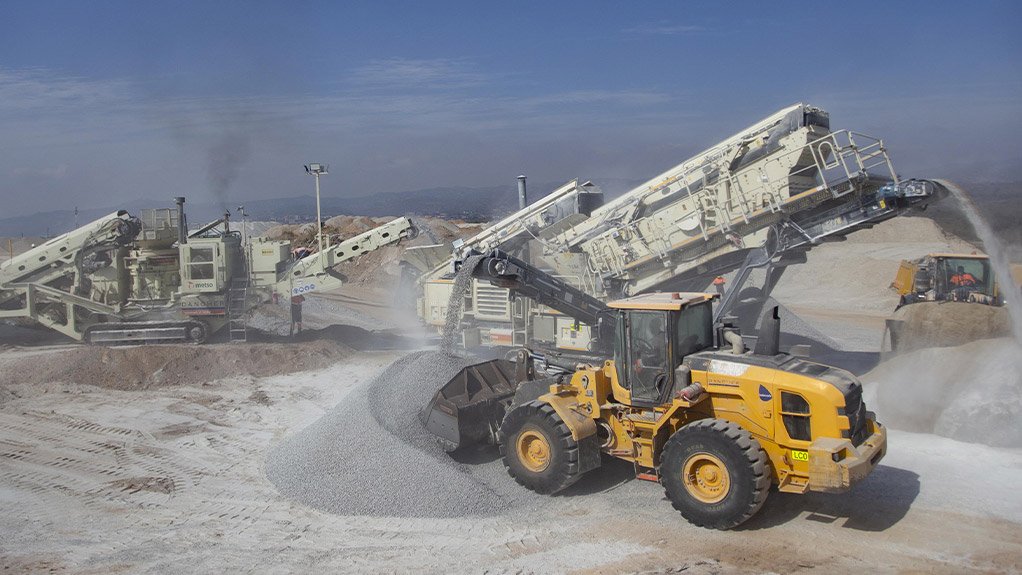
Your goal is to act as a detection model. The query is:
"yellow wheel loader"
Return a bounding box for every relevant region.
[883,253,1011,353]
[422,250,886,529]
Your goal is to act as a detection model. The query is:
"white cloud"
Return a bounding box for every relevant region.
[349,57,488,89]
[0,64,690,216]
[0,68,131,112]
[622,22,703,35]
[10,164,68,179]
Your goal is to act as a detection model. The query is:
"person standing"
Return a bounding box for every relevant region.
[713,275,727,296]
[290,293,305,337]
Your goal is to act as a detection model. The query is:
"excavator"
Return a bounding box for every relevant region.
[421,250,886,529]
[412,103,948,353]
[0,197,416,344]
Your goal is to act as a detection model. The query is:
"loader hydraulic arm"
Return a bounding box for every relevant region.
[467,249,614,344]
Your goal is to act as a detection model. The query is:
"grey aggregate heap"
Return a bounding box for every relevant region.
[764,299,842,349]
[265,350,544,518]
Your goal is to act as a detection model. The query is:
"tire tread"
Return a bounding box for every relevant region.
[661,418,771,529]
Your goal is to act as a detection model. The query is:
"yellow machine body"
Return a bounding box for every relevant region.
[536,359,885,494]
[885,253,1011,353]
[525,292,886,494]
[892,252,999,302]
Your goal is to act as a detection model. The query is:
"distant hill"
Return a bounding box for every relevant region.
[1,179,1016,257]
[0,184,530,236]
[243,183,529,222]
[0,178,641,236]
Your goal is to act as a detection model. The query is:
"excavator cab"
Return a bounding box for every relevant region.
[610,294,715,407]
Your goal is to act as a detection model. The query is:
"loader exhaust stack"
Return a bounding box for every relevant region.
[754,305,781,356]
[174,197,187,245]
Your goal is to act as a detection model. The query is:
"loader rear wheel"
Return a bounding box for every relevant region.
[660,418,770,530]
[499,401,582,494]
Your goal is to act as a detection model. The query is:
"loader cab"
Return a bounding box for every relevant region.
[932,254,995,299]
[609,293,715,408]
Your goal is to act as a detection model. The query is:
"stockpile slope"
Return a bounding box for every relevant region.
[862,337,1022,447]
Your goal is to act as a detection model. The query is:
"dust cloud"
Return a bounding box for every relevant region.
[941,180,1022,341]
[861,182,1022,448]
[863,338,1022,448]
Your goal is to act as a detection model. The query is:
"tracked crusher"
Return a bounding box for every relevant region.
[412,103,948,354]
[0,197,416,344]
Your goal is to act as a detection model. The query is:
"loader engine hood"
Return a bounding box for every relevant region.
[684,351,861,396]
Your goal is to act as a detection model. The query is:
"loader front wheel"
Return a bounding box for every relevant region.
[499,401,582,494]
[660,418,770,529]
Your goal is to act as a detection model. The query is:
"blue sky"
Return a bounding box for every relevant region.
[1,1,1020,216]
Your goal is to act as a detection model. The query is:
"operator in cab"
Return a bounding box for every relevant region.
[950,265,978,287]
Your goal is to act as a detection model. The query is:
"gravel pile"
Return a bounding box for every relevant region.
[267,253,551,518]
[737,297,843,350]
[0,341,353,390]
[266,350,542,518]
[771,217,976,315]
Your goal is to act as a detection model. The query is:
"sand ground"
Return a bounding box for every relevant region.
[2,217,1021,573]
[1,340,1019,574]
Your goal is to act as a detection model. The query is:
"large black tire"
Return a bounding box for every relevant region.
[660,419,770,529]
[499,401,583,494]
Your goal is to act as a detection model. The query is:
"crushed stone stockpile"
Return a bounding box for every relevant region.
[266,350,543,518]
[888,302,1011,352]
[862,337,1022,448]
[771,216,975,314]
[0,341,353,390]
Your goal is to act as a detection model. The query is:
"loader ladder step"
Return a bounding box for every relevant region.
[634,464,659,483]
[227,278,249,343]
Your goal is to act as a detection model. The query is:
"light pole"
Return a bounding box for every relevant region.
[304,163,329,254]
[236,204,250,271]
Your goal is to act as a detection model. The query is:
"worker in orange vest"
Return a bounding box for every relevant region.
[712,275,726,296]
[290,293,305,337]
[949,266,977,287]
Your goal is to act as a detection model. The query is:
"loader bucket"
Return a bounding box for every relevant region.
[420,359,518,452]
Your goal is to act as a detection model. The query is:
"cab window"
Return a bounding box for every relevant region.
[188,247,216,280]
[624,311,669,405]
[673,301,713,366]
[944,257,992,294]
